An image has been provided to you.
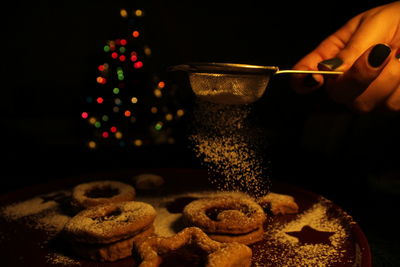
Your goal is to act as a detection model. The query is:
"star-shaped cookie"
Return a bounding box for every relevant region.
[136,227,252,267]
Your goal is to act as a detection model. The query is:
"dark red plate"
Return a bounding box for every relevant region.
[0,168,371,267]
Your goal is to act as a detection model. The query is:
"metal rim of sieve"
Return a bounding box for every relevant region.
[169,62,343,105]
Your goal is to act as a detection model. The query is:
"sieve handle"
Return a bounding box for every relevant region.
[275,70,343,75]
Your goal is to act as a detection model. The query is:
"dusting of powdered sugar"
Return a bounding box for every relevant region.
[188,100,270,197]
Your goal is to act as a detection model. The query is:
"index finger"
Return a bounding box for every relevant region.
[294,14,361,70]
[291,16,361,93]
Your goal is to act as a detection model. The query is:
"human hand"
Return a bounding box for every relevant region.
[291,1,400,113]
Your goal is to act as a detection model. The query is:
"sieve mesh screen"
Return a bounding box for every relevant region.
[189,73,270,105]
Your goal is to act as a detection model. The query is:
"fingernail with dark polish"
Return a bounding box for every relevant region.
[396,49,400,60]
[368,44,391,67]
[303,74,319,87]
[318,58,343,70]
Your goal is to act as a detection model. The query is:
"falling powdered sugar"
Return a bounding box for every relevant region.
[189,100,270,197]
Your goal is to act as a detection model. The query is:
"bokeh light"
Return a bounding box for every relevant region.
[154,89,162,98]
[132,31,140,38]
[120,8,128,18]
[134,139,143,146]
[88,141,97,149]
[96,77,107,84]
[134,61,143,69]
[177,109,185,117]
[135,9,143,17]
[115,131,123,139]
[158,81,165,88]
[154,122,163,131]
[144,46,151,56]
[165,114,173,121]
[96,97,104,104]
[131,97,138,104]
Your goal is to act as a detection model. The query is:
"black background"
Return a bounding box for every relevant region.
[1,0,399,265]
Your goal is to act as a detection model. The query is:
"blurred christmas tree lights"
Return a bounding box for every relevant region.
[81,7,186,150]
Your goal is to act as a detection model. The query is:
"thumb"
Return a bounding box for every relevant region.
[325,43,392,104]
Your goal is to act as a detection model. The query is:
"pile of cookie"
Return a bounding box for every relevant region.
[61,179,299,266]
[63,180,156,262]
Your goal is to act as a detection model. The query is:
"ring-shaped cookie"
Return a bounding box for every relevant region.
[64,201,156,244]
[256,192,299,215]
[68,225,155,262]
[207,225,265,245]
[71,180,136,210]
[182,196,266,234]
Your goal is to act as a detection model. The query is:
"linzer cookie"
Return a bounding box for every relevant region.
[207,226,265,245]
[136,226,252,267]
[182,195,266,245]
[256,192,299,215]
[63,201,156,261]
[68,225,155,262]
[71,180,136,211]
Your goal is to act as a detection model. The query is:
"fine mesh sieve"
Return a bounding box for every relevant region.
[169,62,343,105]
